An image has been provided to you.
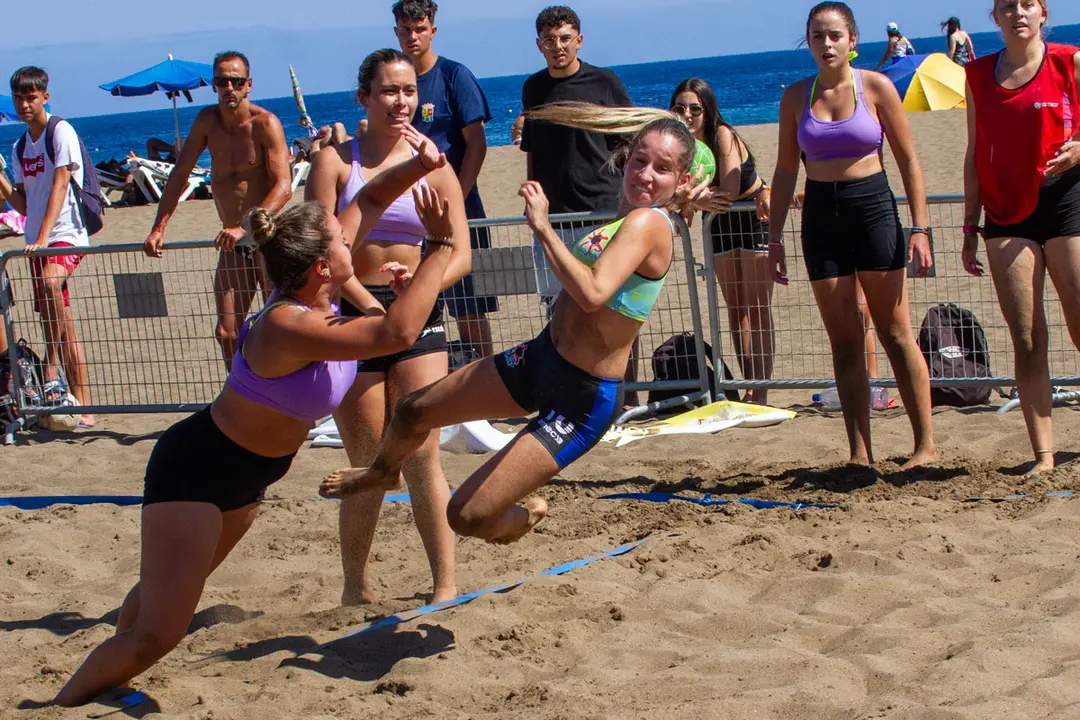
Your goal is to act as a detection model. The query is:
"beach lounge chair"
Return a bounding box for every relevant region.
[291,160,310,192]
[127,155,210,203]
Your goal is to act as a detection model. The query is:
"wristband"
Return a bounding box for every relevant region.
[909,225,931,235]
[424,235,454,248]
[767,241,784,248]
[962,224,982,235]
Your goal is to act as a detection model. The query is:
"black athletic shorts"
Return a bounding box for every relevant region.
[984,167,1080,245]
[801,172,907,281]
[443,224,500,319]
[494,326,623,469]
[143,407,296,512]
[708,208,770,254]
[342,285,447,374]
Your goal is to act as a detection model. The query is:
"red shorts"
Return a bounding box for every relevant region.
[30,242,83,313]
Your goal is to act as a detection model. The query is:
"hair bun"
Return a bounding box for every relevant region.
[246,208,276,247]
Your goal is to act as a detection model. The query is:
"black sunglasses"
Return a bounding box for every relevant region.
[213,76,248,89]
[672,103,704,117]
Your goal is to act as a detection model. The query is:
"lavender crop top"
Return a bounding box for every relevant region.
[798,69,883,163]
[335,138,428,246]
[227,296,357,422]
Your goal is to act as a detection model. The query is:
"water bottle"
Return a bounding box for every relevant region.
[870,386,891,410]
[812,387,842,409]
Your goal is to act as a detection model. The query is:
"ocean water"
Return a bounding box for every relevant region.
[2,25,1079,169]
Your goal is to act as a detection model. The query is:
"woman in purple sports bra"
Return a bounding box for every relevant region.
[768,1,936,469]
[306,48,470,607]
[52,144,457,707]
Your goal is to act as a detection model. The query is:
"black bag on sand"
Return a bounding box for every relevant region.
[917,302,993,407]
[648,332,740,415]
[0,338,46,428]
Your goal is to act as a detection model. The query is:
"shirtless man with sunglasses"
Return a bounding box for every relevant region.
[142,50,292,371]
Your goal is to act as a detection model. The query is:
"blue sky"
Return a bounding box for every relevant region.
[4,0,1079,116]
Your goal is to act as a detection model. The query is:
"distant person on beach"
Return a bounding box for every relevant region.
[521,5,632,317]
[873,22,916,71]
[141,51,292,373]
[943,16,976,66]
[961,0,1080,476]
[670,77,775,404]
[320,112,698,546]
[0,66,94,427]
[305,48,471,606]
[768,1,936,468]
[50,144,455,708]
[145,137,178,163]
[394,0,498,358]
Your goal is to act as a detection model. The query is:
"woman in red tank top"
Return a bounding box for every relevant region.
[962,0,1080,476]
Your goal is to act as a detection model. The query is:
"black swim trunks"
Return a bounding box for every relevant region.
[143,407,296,512]
[341,285,447,374]
[494,326,623,469]
[801,172,907,281]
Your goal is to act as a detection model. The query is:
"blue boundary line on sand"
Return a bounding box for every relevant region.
[601,492,839,510]
[0,495,143,510]
[318,538,647,647]
[3,490,1072,513]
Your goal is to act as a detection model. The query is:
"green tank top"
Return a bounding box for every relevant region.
[569,207,674,322]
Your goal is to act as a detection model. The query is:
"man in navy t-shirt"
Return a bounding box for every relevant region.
[394,0,497,359]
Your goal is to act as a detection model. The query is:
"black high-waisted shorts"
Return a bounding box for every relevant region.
[801,172,907,281]
[143,407,296,512]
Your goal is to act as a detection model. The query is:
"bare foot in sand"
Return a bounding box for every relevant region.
[341,584,379,606]
[900,447,937,470]
[79,414,95,428]
[849,453,872,466]
[1022,452,1055,478]
[319,466,400,498]
[429,586,459,605]
[488,498,549,545]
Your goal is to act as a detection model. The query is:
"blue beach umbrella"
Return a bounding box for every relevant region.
[99,54,214,153]
[0,94,15,122]
[879,53,966,112]
[0,94,52,124]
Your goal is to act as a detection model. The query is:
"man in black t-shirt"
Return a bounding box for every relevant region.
[521,5,631,311]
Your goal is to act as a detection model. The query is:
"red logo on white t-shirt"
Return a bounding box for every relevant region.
[22,154,45,178]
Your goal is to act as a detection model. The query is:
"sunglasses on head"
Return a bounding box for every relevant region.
[213,76,248,89]
[672,103,704,117]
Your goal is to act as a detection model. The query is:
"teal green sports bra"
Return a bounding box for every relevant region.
[570,207,674,322]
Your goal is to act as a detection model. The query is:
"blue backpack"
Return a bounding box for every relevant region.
[16,116,104,236]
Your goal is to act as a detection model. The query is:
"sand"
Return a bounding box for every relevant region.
[2,110,1080,719]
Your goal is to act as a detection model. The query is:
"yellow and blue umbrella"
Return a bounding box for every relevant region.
[880,52,966,112]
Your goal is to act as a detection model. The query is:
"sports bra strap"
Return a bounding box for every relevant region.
[809,68,859,112]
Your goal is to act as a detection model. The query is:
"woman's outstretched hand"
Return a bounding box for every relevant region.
[519,181,552,234]
[414,183,453,239]
[401,124,447,171]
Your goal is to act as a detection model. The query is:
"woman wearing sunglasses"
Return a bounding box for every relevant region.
[670,78,775,404]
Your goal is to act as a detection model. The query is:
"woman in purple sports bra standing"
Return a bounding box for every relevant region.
[51,142,456,707]
[306,48,470,606]
[768,1,936,469]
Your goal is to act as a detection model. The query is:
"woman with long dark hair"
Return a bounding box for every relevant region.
[670,78,775,403]
[769,1,936,468]
[943,16,976,66]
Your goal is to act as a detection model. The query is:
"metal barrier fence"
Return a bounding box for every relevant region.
[701,195,1080,400]
[0,212,711,424]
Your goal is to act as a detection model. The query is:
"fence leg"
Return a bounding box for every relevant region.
[996,390,1080,415]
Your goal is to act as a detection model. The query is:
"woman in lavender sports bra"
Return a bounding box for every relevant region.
[768,1,936,469]
[306,48,470,606]
[52,144,456,707]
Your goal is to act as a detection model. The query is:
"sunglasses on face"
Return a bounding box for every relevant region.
[213,76,248,89]
[538,34,578,50]
[672,103,704,117]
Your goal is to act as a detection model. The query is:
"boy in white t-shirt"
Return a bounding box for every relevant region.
[0,67,93,427]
